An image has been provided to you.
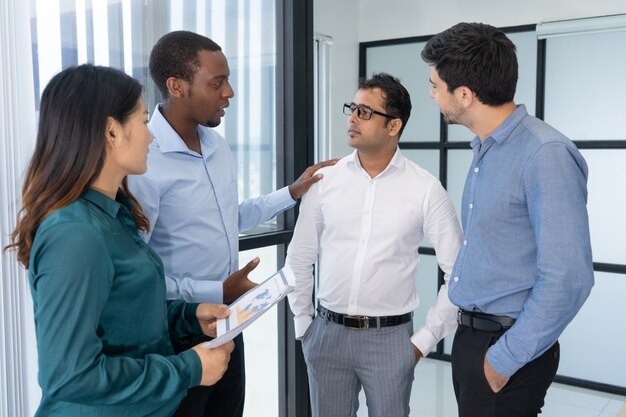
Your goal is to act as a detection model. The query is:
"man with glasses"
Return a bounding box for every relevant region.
[128,31,335,417]
[286,73,462,417]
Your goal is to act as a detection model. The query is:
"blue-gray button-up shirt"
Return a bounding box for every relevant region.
[449,105,594,377]
[128,105,295,303]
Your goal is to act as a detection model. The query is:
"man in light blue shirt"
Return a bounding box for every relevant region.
[128,31,334,417]
[422,23,594,417]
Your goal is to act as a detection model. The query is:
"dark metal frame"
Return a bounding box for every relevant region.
[236,0,314,416]
[360,24,626,396]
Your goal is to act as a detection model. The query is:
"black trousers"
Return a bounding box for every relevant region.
[171,333,245,417]
[451,325,559,417]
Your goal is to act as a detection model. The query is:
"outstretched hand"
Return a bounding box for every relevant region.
[288,158,339,200]
[223,257,260,304]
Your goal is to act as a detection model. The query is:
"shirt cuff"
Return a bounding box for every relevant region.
[294,315,313,340]
[486,341,523,377]
[410,328,438,356]
[274,186,297,209]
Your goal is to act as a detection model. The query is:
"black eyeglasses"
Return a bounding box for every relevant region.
[343,102,398,120]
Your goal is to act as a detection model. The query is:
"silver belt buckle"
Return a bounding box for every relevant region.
[344,315,369,329]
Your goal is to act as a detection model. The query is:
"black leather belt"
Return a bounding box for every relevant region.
[317,306,412,329]
[458,310,516,332]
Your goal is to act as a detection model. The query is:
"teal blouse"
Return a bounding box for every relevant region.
[28,189,203,416]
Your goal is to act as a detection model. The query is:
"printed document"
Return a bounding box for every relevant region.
[202,265,295,348]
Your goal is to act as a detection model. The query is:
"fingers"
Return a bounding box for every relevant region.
[197,303,230,320]
[311,158,339,171]
[202,321,217,337]
[220,340,235,354]
[240,257,260,274]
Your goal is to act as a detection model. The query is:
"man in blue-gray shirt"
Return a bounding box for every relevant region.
[422,22,594,417]
[128,31,334,417]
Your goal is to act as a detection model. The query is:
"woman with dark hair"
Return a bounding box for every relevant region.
[6,64,234,417]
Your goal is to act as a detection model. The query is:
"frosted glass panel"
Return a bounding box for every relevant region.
[413,255,457,357]
[508,31,537,117]
[580,149,626,264]
[446,150,474,224]
[413,254,439,340]
[366,42,440,142]
[447,124,475,142]
[558,272,626,387]
[240,245,279,417]
[449,30,537,141]
[402,149,439,179]
[544,30,626,140]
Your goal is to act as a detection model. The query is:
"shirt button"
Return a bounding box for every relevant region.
[474,167,479,173]
[453,276,459,282]
[469,203,474,209]
[463,240,467,245]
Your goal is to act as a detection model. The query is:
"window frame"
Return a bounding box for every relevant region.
[359,23,626,397]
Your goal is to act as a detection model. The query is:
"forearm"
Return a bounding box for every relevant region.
[238,187,296,232]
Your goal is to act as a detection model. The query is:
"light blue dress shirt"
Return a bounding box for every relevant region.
[449,105,594,377]
[128,105,295,303]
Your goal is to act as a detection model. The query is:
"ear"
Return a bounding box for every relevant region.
[104,116,120,148]
[387,118,403,139]
[166,77,188,99]
[455,86,475,107]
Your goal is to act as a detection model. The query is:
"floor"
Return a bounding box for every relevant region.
[356,358,626,417]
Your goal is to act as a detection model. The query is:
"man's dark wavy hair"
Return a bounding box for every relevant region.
[421,22,518,105]
[358,72,412,138]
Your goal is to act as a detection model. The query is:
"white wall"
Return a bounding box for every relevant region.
[357,0,626,41]
[313,0,359,158]
[314,0,626,153]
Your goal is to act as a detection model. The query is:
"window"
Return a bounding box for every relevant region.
[360,19,626,394]
[9,1,314,416]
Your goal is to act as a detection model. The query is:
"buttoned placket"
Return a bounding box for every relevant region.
[347,174,378,315]
[199,138,238,276]
[453,138,495,285]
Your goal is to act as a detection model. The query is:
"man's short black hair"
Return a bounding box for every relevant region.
[149,30,222,99]
[421,22,518,106]
[358,72,412,138]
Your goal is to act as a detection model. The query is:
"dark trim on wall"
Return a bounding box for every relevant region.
[535,38,546,120]
[554,375,626,396]
[574,140,626,149]
[593,262,626,275]
[239,231,293,251]
[277,0,313,416]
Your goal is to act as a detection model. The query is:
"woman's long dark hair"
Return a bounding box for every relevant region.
[7,64,149,267]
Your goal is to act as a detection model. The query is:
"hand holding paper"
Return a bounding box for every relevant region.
[202,265,295,348]
[192,340,235,386]
[196,303,231,337]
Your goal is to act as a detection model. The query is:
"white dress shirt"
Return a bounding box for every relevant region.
[287,148,462,354]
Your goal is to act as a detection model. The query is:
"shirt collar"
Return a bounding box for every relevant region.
[148,104,220,159]
[346,146,405,176]
[471,104,528,150]
[81,189,129,218]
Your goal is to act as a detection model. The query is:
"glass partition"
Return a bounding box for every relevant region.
[544,30,626,140]
[361,22,626,394]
